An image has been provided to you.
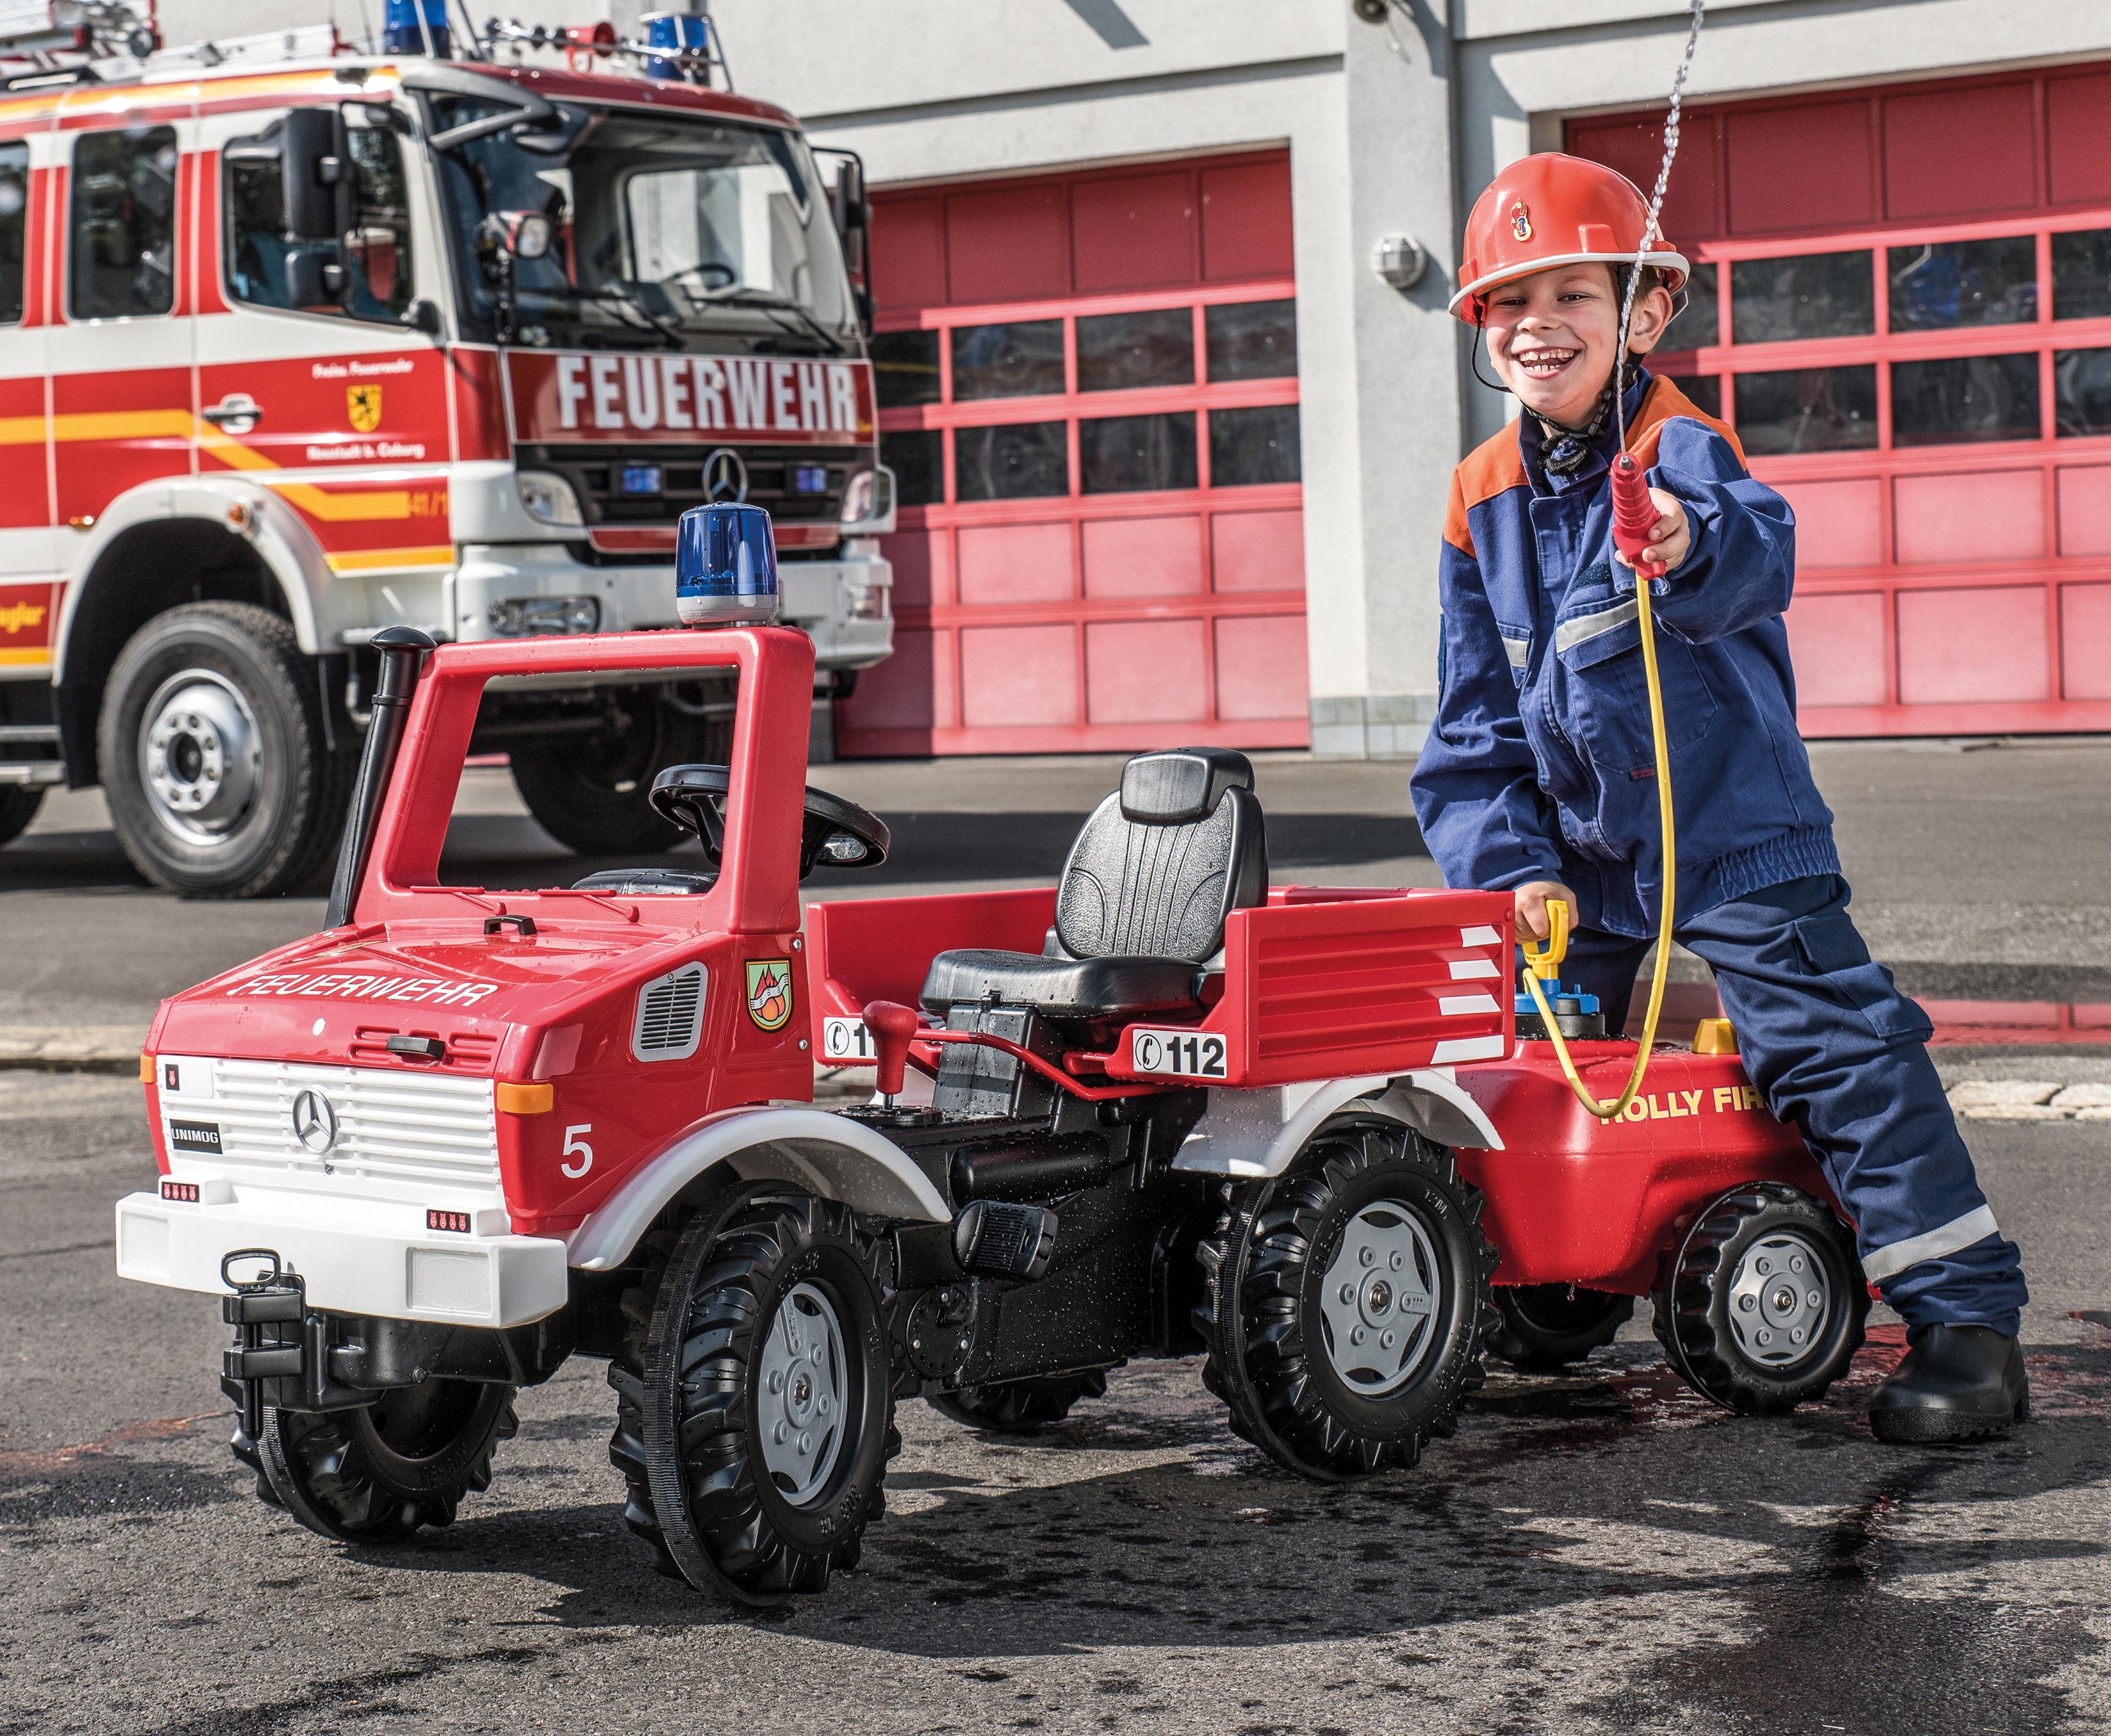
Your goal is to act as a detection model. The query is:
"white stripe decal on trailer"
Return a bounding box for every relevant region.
[1439,994,1501,1016]
[1432,1035,1506,1064]
[1449,959,1501,981]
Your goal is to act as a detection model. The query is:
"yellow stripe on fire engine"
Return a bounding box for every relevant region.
[0,649,53,666]
[324,547,456,573]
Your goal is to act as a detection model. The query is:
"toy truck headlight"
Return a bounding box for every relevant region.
[677,502,780,627]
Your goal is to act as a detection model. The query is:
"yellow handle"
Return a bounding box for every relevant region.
[1521,897,1570,981]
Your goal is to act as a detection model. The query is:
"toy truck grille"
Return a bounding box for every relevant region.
[158,1057,500,1197]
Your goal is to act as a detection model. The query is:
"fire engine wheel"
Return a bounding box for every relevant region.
[98,603,355,897]
[0,785,42,848]
[609,1187,897,1606]
[510,690,731,858]
[1488,1285,1635,1371]
[931,1369,1111,1433]
[237,1381,518,1544]
[1195,1119,1496,1482]
[1652,1183,1870,1414]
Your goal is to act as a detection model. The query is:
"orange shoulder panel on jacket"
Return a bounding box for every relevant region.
[1444,424,1529,557]
[1628,375,1747,470]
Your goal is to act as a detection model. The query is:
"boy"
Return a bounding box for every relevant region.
[1410,154,2028,1442]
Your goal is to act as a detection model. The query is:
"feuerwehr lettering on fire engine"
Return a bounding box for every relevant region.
[552,353,863,437]
[226,971,500,1007]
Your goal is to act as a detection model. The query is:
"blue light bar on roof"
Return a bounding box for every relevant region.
[382,0,450,55]
[639,10,709,80]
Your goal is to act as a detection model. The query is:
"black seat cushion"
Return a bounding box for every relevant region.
[918,747,1267,1023]
[571,867,716,895]
[919,950,1203,1018]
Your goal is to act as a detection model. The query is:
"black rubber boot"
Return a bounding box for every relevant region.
[1868,1325,2029,1444]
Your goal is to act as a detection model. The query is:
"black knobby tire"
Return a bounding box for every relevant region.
[96,602,355,897]
[1195,1119,1497,1481]
[0,786,42,849]
[1652,1182,1870,1414]
[511,691,731,857]
[931,1368,1110,1433]
[239,1380,517,1543]
[615,1189,897,1605]
[1488,1284,1635,1371]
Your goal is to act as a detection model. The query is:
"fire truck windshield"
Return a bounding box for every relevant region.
[431,98,859,355]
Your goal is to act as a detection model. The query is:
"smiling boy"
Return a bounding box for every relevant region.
[1409,154,2030,1441]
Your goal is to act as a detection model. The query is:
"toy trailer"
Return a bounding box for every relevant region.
[115,521,1866,1605]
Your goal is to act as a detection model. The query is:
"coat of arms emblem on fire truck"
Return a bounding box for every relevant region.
[347,385,383,433]
[744,958,793,1031]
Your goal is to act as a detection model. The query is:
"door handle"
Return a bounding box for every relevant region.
[202,395,264,432]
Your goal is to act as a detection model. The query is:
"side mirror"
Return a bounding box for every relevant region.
[477,210,552,269]
[281,107,346,244]
[402,297,442,336]
[819,147,873,332]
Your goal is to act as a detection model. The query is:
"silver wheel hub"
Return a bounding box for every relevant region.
[757,1281,847,1506]
[1728,1230,1832,1367]
[1319,1200,1441,1396]
[139,671,262,845]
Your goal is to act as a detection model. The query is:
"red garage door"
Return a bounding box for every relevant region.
[838,152,1310,757]
[1573,64,2111,736]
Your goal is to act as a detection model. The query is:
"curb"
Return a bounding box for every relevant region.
[0,1028,146,1075]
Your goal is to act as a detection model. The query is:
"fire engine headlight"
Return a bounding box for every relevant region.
[489,596,601,636]
[517,470,585,528]
[839,464,896,532]
[843,575,891,622]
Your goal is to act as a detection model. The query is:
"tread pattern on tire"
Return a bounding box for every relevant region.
[1193,1119,1497,1480]
[1486,1285,1633,1371]
[930,1368,1111,1432]
[1652,1182,1869,1415]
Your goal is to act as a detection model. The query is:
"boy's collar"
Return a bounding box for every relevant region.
[1519,366,1654,492]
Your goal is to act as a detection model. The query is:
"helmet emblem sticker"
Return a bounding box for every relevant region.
[347,385,383,433]
[745,958,793,1031]
[1510,200,1532,241]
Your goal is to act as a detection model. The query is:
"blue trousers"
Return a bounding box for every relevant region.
[1557,873,2026,1337]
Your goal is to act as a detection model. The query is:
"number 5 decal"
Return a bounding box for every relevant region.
[561,1123,595,1179]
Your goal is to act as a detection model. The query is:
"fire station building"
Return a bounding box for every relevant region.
[690,0,2111,758]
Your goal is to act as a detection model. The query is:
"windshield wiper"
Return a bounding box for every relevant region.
[701,287,846,353]
[573,283,685,350]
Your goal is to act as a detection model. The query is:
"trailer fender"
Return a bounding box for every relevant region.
[1171,1069,1504,1181]
[565,1106,951,1271]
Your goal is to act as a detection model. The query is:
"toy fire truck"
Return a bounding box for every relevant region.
[115,504,1866,1607]
[0,0,892,895]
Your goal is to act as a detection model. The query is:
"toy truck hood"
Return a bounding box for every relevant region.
[149,917,695,1072]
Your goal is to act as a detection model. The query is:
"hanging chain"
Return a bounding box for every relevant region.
[1614,0,1708,452]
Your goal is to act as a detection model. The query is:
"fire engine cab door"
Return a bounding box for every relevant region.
[196,98,453,624]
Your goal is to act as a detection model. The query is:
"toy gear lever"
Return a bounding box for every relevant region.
[862,999,921,1104]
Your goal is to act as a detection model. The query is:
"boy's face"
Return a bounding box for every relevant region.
[1481,265,1676,428]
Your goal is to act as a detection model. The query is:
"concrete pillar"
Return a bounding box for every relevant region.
[1305,0,1462,761]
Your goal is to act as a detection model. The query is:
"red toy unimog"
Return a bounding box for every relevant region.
[115,505,1867,1607]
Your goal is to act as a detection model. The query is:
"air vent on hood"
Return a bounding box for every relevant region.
[634,964,707,1062]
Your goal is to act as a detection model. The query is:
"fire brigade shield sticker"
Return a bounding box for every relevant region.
[746,958,793,1031]
[347,385,383,433]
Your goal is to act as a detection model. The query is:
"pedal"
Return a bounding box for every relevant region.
[952,1199,1057,1282]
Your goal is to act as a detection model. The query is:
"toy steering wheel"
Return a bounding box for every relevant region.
[650,764,890,879]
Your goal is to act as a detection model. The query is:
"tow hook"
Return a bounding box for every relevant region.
[220,1249,307,1441]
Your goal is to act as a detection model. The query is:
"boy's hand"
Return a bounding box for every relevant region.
[1614,487,1690,573]
[1514,880,1577,944]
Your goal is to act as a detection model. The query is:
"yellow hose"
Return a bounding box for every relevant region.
[1522,544,1676,1122]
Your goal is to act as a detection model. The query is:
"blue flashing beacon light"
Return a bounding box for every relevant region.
[677,502,780,627]
[382,0,450,55]
[640,10,711,80]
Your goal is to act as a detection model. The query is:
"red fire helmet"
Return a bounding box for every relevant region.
[1450,152,1689,324]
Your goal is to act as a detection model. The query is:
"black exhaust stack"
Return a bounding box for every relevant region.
[325,627,435,930]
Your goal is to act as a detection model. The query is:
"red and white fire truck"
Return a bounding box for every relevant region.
[0,4,893,895]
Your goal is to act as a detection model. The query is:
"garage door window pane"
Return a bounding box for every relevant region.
[951,320,1065,401]
[1888,236,2037,331]
[2052,229,2111,322]
[1731,366,1877,455]
[1659,260,1717,354]
[70,126,178,319]
[871,330,940,407]
[955,422,1068,500]
[882,428,943,506]
[1080,413,1197,493]
[1206,299,1298,381]
[2054,348,2111,438]
[1730,252,1873,345]
[1663,373,1723,417]
[1210,403,1301,486]
[1077,307,1193,392]
[1891,353,2040,447]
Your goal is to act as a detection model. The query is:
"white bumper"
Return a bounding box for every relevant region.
[115,1186,569,1329]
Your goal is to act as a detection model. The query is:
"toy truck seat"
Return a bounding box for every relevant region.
[919,748,1267,1026]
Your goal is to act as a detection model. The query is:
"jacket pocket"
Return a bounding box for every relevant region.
[1556,604,1718,774]
[1791,910,1932,1044]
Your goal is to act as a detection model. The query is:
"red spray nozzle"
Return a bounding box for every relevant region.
[1611,454,1665,578]
[862,999,922,1100]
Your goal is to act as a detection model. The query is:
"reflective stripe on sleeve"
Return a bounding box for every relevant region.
[1861,1204,2000,1284]
[1501,635,1529,669]
[1553,598,1639,654]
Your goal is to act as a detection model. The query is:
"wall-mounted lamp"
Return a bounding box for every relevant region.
[1372,232,1429,292]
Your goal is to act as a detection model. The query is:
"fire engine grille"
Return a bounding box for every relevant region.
[633,963,707,1061]
[163,1059,500,1196]
[523,442,862,528]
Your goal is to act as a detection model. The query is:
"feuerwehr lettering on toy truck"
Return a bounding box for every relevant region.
[224,972,500,1006]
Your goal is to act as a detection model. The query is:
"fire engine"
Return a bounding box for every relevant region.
[113,504,1868,1608]
[0,0,893,896]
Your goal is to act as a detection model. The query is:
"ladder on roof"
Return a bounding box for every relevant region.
[0,0,340,86]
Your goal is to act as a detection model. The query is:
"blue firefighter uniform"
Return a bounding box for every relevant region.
[1409,371,2027,1336]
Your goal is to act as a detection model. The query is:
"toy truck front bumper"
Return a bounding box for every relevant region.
[114,1187,569,1329]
